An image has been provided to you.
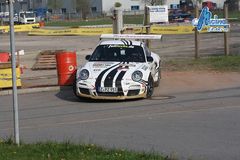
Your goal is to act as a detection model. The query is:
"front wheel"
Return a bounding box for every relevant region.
[72,76,78,97]
[154,63,161,87]
[146,76,154,98]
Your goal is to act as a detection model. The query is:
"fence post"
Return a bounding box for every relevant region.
[224,4,230,56]
[194,5,200,59]
[0,18,3,26]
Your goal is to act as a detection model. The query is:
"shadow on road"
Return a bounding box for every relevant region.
[55,86,141,103]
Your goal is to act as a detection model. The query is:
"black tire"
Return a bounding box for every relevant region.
[154,63,161,87]
[146,75,154,99]
[72,77,88,101]
[72,76,78,97]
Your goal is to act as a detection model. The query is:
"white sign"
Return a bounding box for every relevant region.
[148,5,169,23]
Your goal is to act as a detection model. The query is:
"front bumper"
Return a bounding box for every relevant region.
[77,92,146,100]
[76,80,147,100]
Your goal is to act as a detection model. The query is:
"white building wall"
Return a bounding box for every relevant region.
[102,0,146,13]
[100,0,225,14]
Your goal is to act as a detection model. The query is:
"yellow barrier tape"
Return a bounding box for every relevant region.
[0,23,40,33]
[128,26,208,34]
[28,27,113,36]
[0,67,21,89]
[151,25,208,34]
[28,25,208,36]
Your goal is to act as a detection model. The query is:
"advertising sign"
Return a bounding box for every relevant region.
[148,5,169,23]
[192,7,230,32]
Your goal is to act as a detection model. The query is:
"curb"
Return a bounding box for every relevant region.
[0,86,61,96]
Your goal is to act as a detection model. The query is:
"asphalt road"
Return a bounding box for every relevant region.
[1,87,240,160]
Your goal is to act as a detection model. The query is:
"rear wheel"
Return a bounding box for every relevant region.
[146,76,154,98]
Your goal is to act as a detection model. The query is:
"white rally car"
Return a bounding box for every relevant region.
[73,34,161,100]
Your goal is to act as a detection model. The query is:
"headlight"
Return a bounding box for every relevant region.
[79,69,89,80]
[132,71,143,82]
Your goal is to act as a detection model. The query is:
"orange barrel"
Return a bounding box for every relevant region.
[56,51,77,86]
[0,52,10,63]
[39,21,45,27]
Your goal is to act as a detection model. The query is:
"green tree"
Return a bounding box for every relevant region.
[75,0,90,19]
[143,0,165,5]
[114,2,122,8]
[47,0,62,14]
[225,0,240,11]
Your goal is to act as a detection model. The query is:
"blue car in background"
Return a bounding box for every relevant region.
[34,8,47,20]
[169,10,194,23]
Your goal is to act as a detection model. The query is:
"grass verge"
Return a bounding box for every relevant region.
[164,55,240,72]
[45,11,239,27]
[46,15,144,27]
[46,18,113,27]
[212,10,240,22]
[0,140,168,160]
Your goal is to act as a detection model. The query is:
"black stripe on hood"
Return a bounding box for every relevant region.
[104,66,119,87]
[95,63,121,89]
[116,71,126,95]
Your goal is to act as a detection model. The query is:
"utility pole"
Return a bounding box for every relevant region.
[8,0,20,146]
[144,6,150,48]
[194,5,199,59]
[112,7,123,34]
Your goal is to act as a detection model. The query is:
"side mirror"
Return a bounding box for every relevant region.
[85,55,91,60]
[147,56,154,63]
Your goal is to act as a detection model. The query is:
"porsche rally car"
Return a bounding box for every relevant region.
[73,34,161,100]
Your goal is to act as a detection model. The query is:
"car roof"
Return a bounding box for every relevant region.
[99,40,142,46]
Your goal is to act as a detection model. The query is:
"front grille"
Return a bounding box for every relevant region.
[127,90,140,96]
[79,88,90,95]
[97,92,124,97]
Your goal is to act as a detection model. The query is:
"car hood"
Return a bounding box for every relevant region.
[83,61,148,80]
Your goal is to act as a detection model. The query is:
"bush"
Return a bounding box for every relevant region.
[114,2,122,8]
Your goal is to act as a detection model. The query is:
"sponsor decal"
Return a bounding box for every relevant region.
[141,65,148,71]
[93,69,101,72]
[93,63,114,68]
[108,44,134,48]
[192,7,230,32]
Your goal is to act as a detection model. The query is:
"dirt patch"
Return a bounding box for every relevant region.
[154,71,240,96]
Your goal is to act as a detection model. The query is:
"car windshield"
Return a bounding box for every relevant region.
[89,44,146,62]
[25,13,35,18]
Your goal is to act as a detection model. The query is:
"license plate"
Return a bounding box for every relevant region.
[98,87,118,93]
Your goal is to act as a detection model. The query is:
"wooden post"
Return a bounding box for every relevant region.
[144,6,151,48]
[0,18,3,26]
[224,4,230,56]
[194,5,199,59]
